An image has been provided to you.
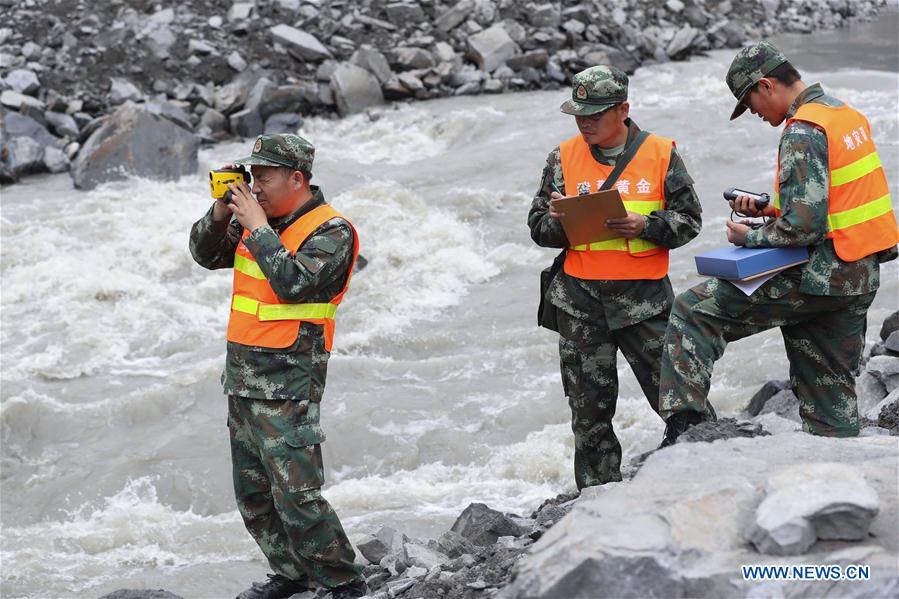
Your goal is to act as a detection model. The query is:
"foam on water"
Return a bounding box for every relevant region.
[301,103,506,166]
[0,477,255,597]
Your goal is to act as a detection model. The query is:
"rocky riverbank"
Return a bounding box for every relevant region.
[100,311,899,598]
[0,0,886,187]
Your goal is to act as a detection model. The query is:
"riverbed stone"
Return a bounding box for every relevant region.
[451,503,526,546]
[329,62,384,116]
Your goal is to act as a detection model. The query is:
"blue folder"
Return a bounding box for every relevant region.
[694,246,809,280]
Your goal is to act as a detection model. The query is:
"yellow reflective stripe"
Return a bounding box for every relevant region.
[232,295,259,315]
[773,192,780,211]
[628,239,660,253]
[569,238,628,251]
[831,152,882,187]
[234,254,265,280]
[623,200,663,215]
[258,303,337,321]
[828,194,893,231]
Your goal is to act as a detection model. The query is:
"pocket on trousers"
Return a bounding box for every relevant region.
[278,402,327,493]
[558,336,583,398]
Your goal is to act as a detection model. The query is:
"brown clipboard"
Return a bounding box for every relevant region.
[551,189,628,246]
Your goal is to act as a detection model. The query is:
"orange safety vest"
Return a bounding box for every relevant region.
[227,204,359,352]
[559,133,672,280]
[775,102,897,262]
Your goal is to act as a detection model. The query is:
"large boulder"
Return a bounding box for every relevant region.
[745,463,880,555]
[3,136,45,177]
[451,503,526,546]
[71,102,199,190]
[329,63,384,116]
[467,24,520,73]
[505,434,898,598]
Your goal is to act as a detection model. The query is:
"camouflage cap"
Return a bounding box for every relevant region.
[234,134,315,172]
[560,65,628,117]
[726,41,789,120]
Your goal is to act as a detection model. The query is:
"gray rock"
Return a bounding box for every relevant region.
[263,112,303,134]
[5,68,40,95]
[507,49,549,71]
[143,23,177,60]
[864,388,899,422]
[745,463,879,555]
[258,84,316,119]
[270,24,332,61]
[228,2,255,21]
[450,503,525,546]
[198,108,228,136]
[435,0,475,32]
[44,111,80,138]
[666,25,699,58]
[507,435,898,598]
[357,533,389,565]
[214,80,251,114]
[677,418,770,444]
[71,102,199,190]
[580,43,640,74]
[866,355,899,395]
[758,388,801,422]
[329,62,385,116]
[1,90,45,111]
[146,100,193,131]
[404,542,449,569]
[886,331,899,354]
[386,2,425,24]
[351,47,393,85]
[880,311,899,341]
[746,379,791,416]
[436,530,475,559]
[98,591,183,599]
[244,78,277,115]
[666,0,686,12]
[4,112,57,147]
[42,145,70,173]
[397,72,425,93]
[226,51,247,73]
[433,41,458,64]
[4,136,45,176]
[188,39,216,56]
[108,78,143,105]
[393,47,435,70]
[529,3,561,28]
[467,24,520,73]
[229,108,263,138]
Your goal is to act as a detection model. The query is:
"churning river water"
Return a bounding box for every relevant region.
[2,13,897,598]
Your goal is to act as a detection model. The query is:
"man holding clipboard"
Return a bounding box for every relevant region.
[528,65,702,490]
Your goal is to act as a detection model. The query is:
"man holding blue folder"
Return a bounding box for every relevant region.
[658,42,899,445]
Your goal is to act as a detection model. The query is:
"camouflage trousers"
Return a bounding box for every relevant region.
[228,395,363,588]
[658,275,877,437]
[557,309,667,490]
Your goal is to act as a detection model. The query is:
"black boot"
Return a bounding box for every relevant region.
[659,411,706,448]
[237,573,311,599]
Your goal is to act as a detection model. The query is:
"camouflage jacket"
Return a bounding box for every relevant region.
[743,83,897,296]
[528,119,702,329]
[189,186,355,401]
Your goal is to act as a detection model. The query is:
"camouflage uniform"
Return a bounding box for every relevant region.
[529,67,702,489]
[189,135,363,590]
[658,43,898,438]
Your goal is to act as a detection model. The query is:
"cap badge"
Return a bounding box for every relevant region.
[253,138,263,153]
[575,85,588,100]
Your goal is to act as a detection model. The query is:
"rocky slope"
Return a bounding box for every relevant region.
[0,0,886,186]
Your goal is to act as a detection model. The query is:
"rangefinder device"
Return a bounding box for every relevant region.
[723,187,771,211]
[209,167,250,204]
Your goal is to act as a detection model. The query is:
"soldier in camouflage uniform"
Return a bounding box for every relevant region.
[529,66,702,489]
[190,134,367,599]
[658,42,899,444]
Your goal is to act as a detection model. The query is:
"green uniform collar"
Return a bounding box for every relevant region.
[786,83,825,119]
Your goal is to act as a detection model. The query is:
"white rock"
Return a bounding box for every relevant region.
[227,50,248,72]
[0,90,45,111]
[270,24,332,61]
[4,68,40,95]
[746,463,879,555]
[228,2,255,21]
[467,24,520,73]
[329,62,384,116]
[108,78,143,104]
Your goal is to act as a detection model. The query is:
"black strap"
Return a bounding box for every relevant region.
[598,130,650,192]
[537,130,652,331]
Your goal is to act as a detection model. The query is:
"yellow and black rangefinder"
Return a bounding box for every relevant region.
[209,166,250,204]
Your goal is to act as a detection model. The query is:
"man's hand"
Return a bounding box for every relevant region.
[606,211,646,239]
[726,219,752,246]
[227,181,268,232]
[548,192,565,220]
[729,194,777,218]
